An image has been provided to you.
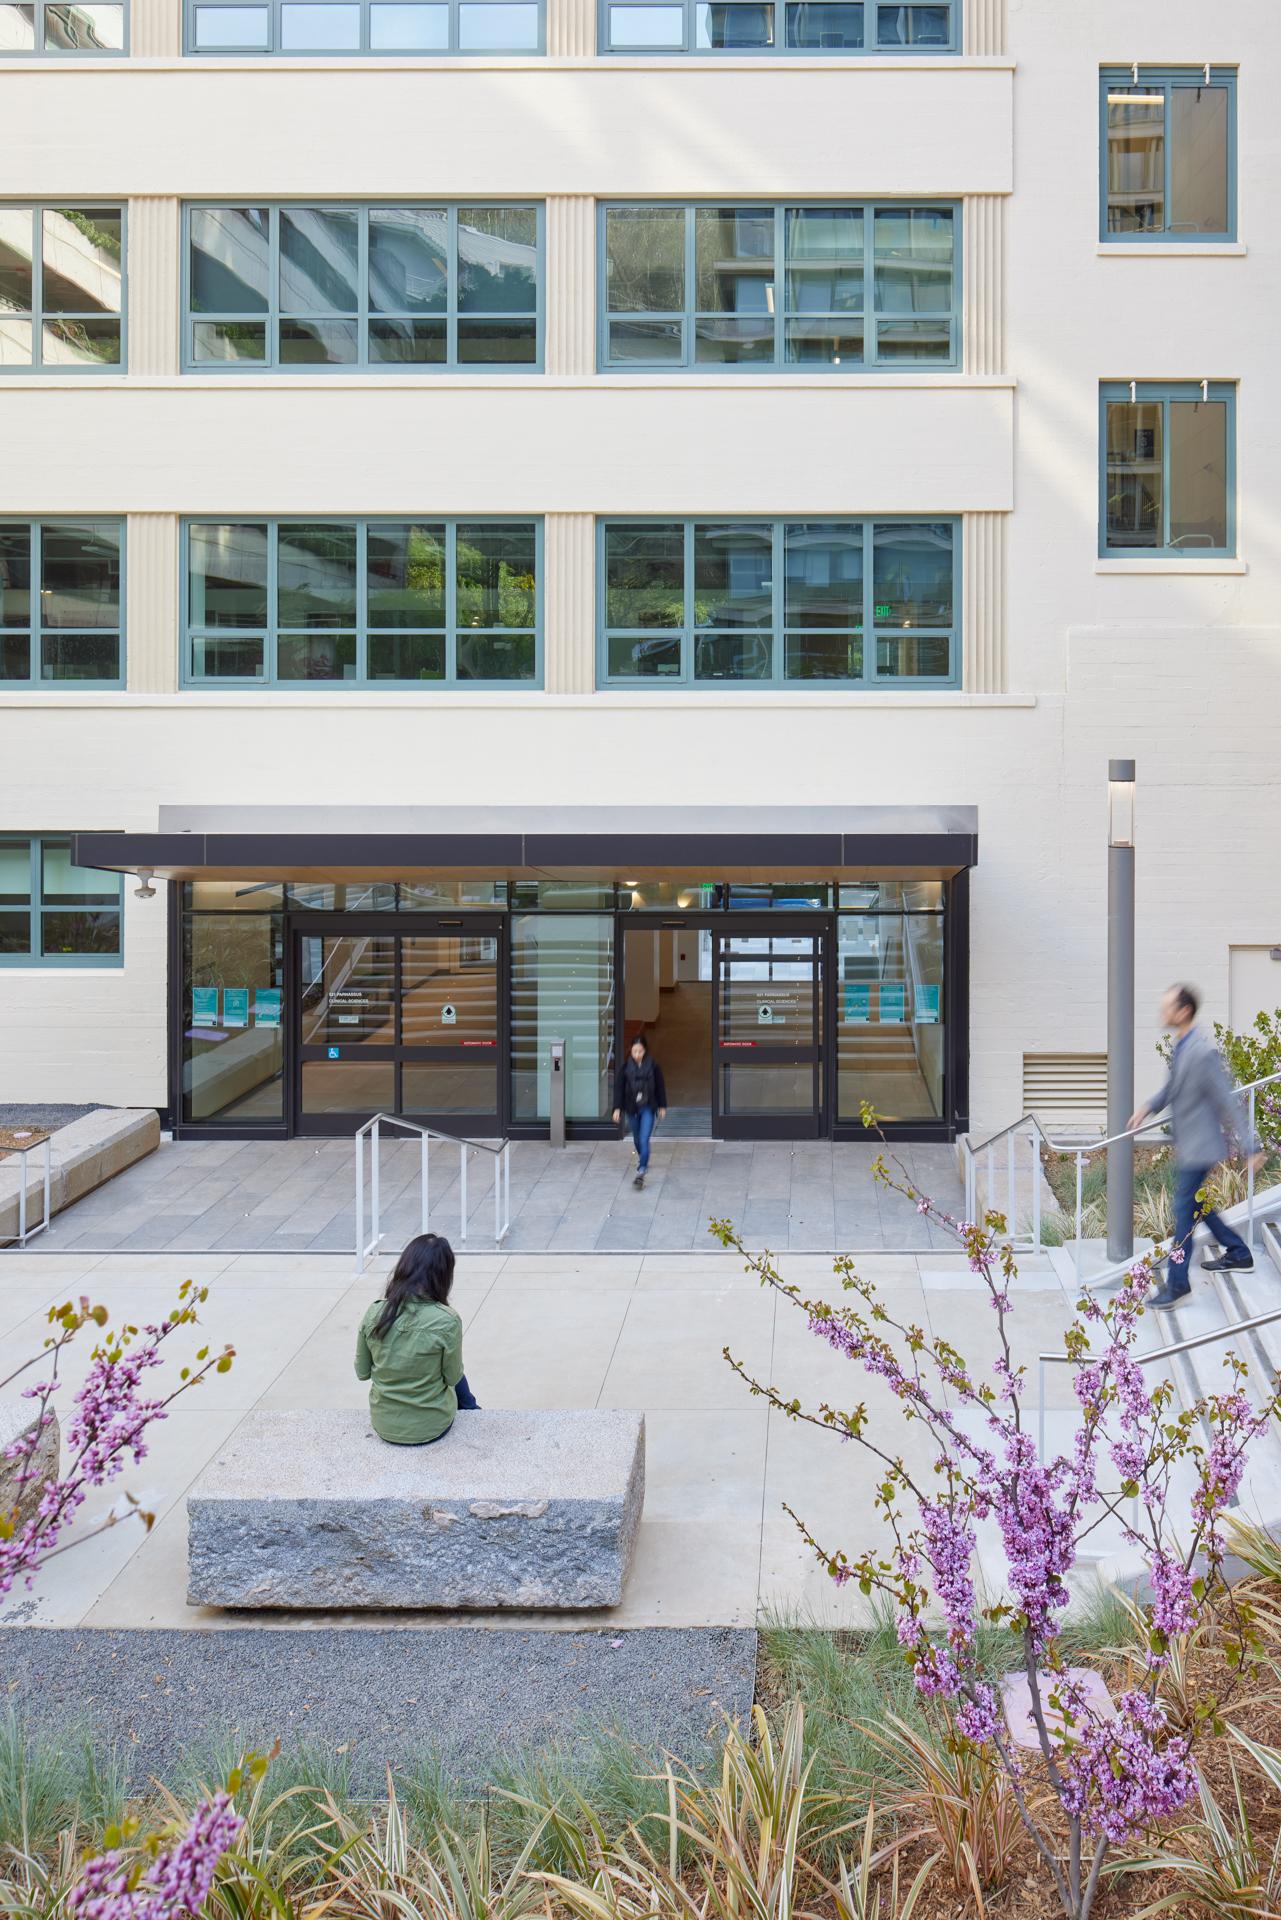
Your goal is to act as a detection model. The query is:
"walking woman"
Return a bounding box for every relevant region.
[613,1033,667,1189]
[355,1232,480,1445]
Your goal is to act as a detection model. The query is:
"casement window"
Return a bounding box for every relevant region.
[599,518,959,687]
[0,519,124,684]
[601,0,956,55]
[0,205,125,371]
[184,203,542,371]
[600,202,958,370]
[183,518,542,686]
[1100,382,1235,558]
[186,0,541,54]
[1101,67,1237,243]
[0,1,126,51]
[0,837,123,965]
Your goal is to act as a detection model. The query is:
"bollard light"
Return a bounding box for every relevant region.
[1106,758,1137,1262]
[1108,759,1136,848]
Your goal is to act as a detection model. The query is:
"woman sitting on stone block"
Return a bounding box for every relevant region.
[355,1232,480,1446]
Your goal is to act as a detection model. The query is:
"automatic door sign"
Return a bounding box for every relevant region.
[442,1004,457,1025]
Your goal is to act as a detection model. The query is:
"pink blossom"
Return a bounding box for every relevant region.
[1060,1692,1197,1845]
[69,1793,243,1920]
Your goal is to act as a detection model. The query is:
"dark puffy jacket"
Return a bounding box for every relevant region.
[614,1053,667,1114]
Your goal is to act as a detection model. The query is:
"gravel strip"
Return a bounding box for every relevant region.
[0,1104,105,1132]
[3,1626,756,1787]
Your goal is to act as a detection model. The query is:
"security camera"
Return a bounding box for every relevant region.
[134,868,156,900]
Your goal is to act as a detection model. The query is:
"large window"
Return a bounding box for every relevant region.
[0,836,122,966]
[600,203,957,369]
[184,204,541,370]
[601,0,955,53]
[0,205,125,371]
[0,2,126,50]
[0,519,124,685]
[186,0,540,49]
[183,519,541,686]
[599,518,958,687]
[1101,67,1236,243]
[1101,383,1235,558]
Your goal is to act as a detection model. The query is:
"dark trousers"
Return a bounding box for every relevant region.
[1168,1166,1250,1291]
[629,1104,656,1173]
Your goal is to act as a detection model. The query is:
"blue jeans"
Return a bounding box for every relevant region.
[1168,1167,1250,1291]
[629,1105,656,1173]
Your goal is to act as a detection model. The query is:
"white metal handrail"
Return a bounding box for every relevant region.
[354,1113,512,1272]
[962,1067,1281,1276]
[1035,1302,1281,1463]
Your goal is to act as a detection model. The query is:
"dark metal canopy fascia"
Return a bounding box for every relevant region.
[72,805,978,879]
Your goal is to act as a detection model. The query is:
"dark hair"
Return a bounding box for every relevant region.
[629,1033,650,1055]
[374,1232,455,1337]
[1168,983,1200,1020]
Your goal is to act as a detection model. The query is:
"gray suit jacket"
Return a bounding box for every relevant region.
[1146,1025,1258,1171]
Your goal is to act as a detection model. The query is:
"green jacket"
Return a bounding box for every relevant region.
[354,1295,464,1445]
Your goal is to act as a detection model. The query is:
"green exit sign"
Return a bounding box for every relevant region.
[874,603,892,618]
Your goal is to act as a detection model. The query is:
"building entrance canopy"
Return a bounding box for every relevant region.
[72,803,978,884]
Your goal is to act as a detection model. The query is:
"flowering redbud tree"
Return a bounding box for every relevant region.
[3,1284,251,1917]
[1,1282,235,1598]
[712,1152,1277,1920]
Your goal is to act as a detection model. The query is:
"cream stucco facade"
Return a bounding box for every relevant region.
[1,0,1278,1133]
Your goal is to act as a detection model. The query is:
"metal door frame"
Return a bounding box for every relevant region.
[293,913,507,1138]
[711,919,826,1140]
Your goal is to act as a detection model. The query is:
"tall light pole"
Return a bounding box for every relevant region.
[1107,759,1136,1262]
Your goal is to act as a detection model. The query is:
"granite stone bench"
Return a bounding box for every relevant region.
[187,1408,645,1610]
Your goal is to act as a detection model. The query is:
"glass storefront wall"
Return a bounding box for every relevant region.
[182,907,286,1124]
[177,873,956,1135]
[511,912,615,1123]
[836,881,944,1121]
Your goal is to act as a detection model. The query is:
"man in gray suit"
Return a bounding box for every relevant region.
[1130,983,1263,1308]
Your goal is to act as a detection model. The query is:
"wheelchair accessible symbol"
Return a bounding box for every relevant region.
[327,1046,340,1059]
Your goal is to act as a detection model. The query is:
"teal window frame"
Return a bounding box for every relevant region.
[0,517,126,687]
[0,1,128,52]
[181,516,544,689]
[597,515,961,688]
[184,0,544,55]
[1099,67,1237,243]
[598,201,960,371]
[0,202,127,374]
[599,0,957,54]
[0,835,124,968]
[182,202,544,374]
[1099,380,1237,559]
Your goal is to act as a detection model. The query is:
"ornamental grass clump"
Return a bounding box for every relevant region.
[711,1138,1280,1920]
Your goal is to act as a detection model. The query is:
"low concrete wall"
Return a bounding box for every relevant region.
[0,1107,160,1243]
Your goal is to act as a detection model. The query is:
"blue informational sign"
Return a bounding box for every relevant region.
[222,987,249,1029]
[192,986,219,1027]
[915,984,941,1024]
[327,1045,340,1060]
[880,983,907,1023]
[255,988,282,1028]
[844,983,872,1022]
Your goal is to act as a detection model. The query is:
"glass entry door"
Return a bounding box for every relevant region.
[295,917,503,1134]
[712,926,824,1139]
